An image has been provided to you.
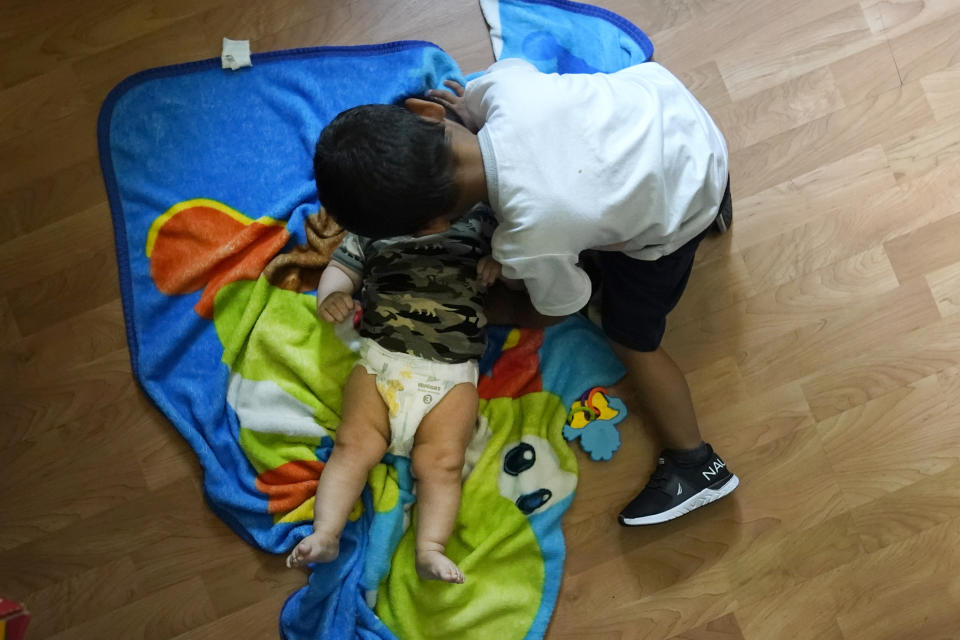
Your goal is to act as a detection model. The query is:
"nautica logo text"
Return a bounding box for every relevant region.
[702,459,725,481]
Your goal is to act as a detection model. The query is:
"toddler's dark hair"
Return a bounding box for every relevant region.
[313,104,457,239]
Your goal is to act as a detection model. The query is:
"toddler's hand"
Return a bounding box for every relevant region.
[426,80,480,133]
[477,255,502,289]
[318,291,360,324]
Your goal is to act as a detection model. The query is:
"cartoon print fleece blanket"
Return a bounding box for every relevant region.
[97,0,652,637]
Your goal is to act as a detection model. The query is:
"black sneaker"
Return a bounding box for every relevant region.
[618,445,739,526]
[712,180,733,234]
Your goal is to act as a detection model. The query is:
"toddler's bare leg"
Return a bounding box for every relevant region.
[286,365,390,568]
[411,382,478,583]
[610,343,703,450]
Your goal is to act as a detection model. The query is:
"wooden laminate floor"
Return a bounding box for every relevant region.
[2,0,959,638]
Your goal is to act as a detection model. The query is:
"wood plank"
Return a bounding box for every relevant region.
[921,63,960,123]
[737,278,940,391]
[651,0,853,78]
[19,557,144,639]
[0,301,25,346]
[0,402,149,551]
[606,0,698,37]
[698,382,815,456]
[833,518,960,640]
[686,356,748,416]
[0,64,90,145]
[863,0,958,39]
[848,461,960,553]
[800,311,960,420]
[828,41,902,106]
[735,566,848,640]
[722,145,896,256]
[716,3,882,100]
[551,563,734,639]
[45,577,217,640]
[926,260,960,319]
[722,425,846,532]
[135,401,203,491]
[201,549,305,618]
[5,244,120,335]
[0,104,100,193]
[667,613,744,640]
[885,211,960,282]
[0,201,116,293]
[675,61,732,112]
[72,15,213,106]
[712,67,846,153]
[816,368,960,509]
[0,156,106,244]
[672,249,757,330]
[729,80,933,198]
[122,477,271,596]
[665,245,905,373]
[14,299,127,377]
[0,0,224,89]
[738,159,960,291]
[885,7,960,84]
[1,348,139,445]
[0,477,197,595]
[169,589,292,640]
[884,115,960,183]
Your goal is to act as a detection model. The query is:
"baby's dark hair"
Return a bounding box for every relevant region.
[313,104,457,239]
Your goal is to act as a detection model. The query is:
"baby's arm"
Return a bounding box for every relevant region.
[317,261,362,323]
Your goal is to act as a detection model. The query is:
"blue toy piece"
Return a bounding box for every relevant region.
[562,387,627,461]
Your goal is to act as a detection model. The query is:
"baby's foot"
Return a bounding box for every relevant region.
[415,548,465,584]
[286,532,340,568]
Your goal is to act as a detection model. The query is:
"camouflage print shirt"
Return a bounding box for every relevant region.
[331,206,495,363]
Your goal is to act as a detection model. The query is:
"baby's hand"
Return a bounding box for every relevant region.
[477,255,502,289]
[426,80,480,133]
[318,291,360,323]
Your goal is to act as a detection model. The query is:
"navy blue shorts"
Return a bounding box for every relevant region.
[584,181,731,352]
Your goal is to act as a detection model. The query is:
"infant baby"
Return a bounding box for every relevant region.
[286,205,498,583]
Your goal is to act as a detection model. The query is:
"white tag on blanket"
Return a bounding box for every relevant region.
[221,38,252,70]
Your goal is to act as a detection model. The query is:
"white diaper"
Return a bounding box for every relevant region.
[357,338,479,457]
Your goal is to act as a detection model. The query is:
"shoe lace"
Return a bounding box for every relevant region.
[646,460,669,492]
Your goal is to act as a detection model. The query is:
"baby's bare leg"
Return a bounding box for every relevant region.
[286,365,390,568]
[411,382,478,583]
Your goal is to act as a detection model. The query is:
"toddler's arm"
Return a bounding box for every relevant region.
[477,255,523,291]
[476,255,501,289]
[317,261,361,323]
[426,80,481,133]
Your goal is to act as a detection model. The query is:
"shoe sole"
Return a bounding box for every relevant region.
[713,213,731,234]
[618,474,740,526]
[713,183,733,234]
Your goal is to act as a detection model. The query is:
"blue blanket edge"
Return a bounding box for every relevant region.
[518,0,654,59]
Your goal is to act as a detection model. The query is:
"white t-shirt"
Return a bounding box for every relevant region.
[465,58,729,316]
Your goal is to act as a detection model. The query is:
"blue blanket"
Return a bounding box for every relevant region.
[98,1,651,638]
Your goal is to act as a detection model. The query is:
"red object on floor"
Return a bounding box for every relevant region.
[0,598,30,640]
